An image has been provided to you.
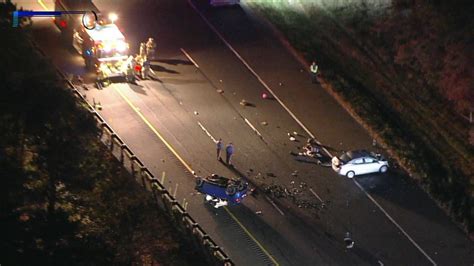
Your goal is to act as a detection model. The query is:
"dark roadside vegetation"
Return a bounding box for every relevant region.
[0,1,206,264]
[247,0,473,233]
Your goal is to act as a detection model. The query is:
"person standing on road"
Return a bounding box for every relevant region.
[146,37,156,61]
[216,138,223,161]
[310,61,319,83]
[225,143,234,165]
[139,42,146,60]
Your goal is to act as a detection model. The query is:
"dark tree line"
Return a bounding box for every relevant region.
[374,0,473,112]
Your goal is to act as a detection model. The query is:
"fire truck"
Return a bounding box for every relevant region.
[54,0,132,83]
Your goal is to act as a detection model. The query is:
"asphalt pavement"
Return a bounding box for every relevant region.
[15,0,474,265]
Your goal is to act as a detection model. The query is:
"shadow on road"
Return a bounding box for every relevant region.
[151,65,180,74]
[155,58,194,66]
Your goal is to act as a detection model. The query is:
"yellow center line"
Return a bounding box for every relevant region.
[223,206,280,266]
[37,0,50,10]
[113,86,194,173]
[112,85,279,266]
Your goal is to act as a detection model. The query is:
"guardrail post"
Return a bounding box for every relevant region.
[120,144,127,164]
[110,133,117,150]
[130,155,137,177]
[99,121,107,138]
[140,166,147,188]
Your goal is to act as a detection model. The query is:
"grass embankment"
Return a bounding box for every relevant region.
[0,2,206,264]
[246,0,473,233]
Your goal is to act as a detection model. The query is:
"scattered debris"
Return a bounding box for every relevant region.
[194,111,199,115]
[255,211,262,215]
[217,89,224,94]
[279,82,283,86]
[293,131,298,136]
[261,121,268,126]
[289,137,296,141]
[219,79,223,83]
[266,173,276,177]
[264,184,322,210]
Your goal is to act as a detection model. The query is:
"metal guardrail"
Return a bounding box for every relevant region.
[31,42,234,266]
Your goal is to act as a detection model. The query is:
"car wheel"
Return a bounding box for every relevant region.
[237,183,246,191]
[346,171,355,178]
[195,178,204,188]
[226,185,237,196]
[379,165,388,173]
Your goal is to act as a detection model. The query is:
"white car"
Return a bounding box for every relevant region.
[332,150,389,178]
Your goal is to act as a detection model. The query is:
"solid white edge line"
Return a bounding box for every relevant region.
[353,180,437,265]
[180,48,200,68]
[187,1,437,265]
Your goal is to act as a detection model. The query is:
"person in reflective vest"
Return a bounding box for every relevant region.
[146,38,156,61]
[310,61,318,83]
[139,42,147,60]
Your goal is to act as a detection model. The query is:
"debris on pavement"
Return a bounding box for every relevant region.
[240,99,250,106]
[264,184,321,210]
[261,121,268,126]
[194,111,199,115]
[217,89,224,94]
[255,211,262,215]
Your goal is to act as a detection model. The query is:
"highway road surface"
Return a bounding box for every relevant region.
[15,0,474,265]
